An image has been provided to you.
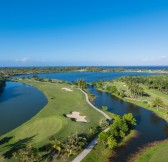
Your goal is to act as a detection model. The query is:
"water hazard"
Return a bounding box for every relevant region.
[0,82,47,135]
[88,85,168,162]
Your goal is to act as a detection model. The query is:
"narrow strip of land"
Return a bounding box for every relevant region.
[72,89,111,162]
[79,89,111,120]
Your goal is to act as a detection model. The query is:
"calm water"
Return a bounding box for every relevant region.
[14,71,151,82]
[88,86,168,162]
[0,82,47,135]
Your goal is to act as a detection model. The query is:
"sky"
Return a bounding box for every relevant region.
[0,0,168,67]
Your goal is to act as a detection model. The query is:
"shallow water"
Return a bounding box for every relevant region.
[88,86,168,162]
[0,82,47,135]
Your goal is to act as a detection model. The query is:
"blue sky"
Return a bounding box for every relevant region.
[0,0,168,66]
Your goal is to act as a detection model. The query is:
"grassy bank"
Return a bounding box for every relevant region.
[82,130,137,162]
[0,78,105,161]
[129,140,168,162]
[82,112,138,162]
[101,81,168,122]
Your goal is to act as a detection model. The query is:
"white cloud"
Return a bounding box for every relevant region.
[143,55,168,64]
[15,58,31,62]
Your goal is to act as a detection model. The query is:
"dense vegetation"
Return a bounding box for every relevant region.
[118,76,168,94]
[13,134,88,161]
[118,76,168,109]
[0,67,84,76]
[86,66,125,72]
[77,79,87,89]
[98,113,136,149]
[82,113,137,162]
[0,67,127,77]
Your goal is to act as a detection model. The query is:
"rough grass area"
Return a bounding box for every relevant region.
[130,140,168,162]
[0,79,105,161]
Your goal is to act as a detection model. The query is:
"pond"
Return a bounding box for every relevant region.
[88,85,168,162]
[0,81,47,135]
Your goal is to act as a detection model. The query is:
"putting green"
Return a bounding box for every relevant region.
[0,79,104,161]
[14,117,63,143]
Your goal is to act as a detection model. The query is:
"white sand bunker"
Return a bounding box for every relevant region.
[62,88,73,91]
[66,112,87,122]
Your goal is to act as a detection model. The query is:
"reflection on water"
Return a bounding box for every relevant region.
[0,82,47,135]
[88,86,168,162]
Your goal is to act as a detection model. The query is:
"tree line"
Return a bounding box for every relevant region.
[118,76,168,94]
[116,76,168,109]
[0,67,145,77]
[0,67,84,76]
[95,81,125,98]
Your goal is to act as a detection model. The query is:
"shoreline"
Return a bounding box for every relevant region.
[72,89,111,162]
[82,129,139,162]
[0,79,105,162]
[96,87,168,122]
[79,88,112,120]
[3,69,168,79]
[77,89,138,162]
[128,139,168,162]
[119,96,168,122]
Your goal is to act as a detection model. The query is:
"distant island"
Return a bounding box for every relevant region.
[0,66,168,77]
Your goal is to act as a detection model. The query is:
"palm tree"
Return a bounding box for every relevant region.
[98,132,108,146]
[99,119,109,130]
[77,79,87,90]
[13,145,39,162]
[152,97,164,109]
[107,136,117,149]
[63,134,87,157]
[88,127,95,135]
[50,138,62,157]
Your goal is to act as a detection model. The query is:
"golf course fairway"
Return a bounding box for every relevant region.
[0,79,105,161]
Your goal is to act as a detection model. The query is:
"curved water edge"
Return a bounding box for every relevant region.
[87,85,168,162]
[0,81,48,136]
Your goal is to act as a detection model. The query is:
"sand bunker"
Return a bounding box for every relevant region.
[66,112,87,122]
[62,88,73,91]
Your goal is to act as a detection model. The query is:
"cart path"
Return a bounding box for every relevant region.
[72,89,111,162]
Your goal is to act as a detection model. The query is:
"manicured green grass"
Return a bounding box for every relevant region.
[104,81,168,121]
[82,141,113,162]
[0,79,105,161]
[132,140,168,162]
